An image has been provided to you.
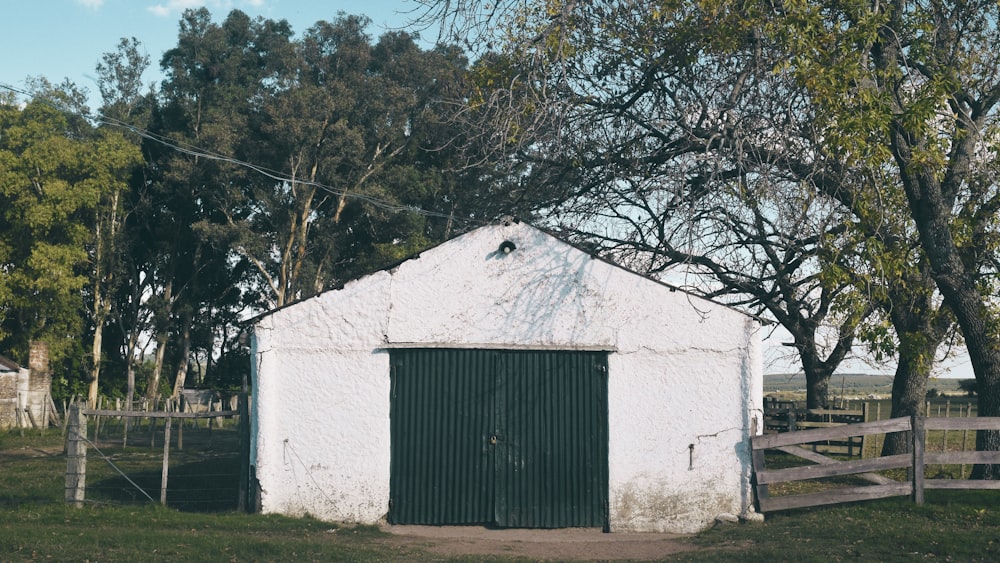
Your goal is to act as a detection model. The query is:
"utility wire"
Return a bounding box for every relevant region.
[0,81,469,225]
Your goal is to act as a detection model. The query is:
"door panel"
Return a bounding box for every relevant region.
[389,349,495,524]
[389,349,608,528]
[496,351,608,528]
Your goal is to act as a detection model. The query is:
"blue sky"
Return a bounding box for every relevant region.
[0,0,428,109]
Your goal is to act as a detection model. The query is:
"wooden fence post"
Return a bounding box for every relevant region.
[160,415,172,505]
[751,445,769,512]
[962,403,972,478]
[65,403,87,507]
[876,402,883,454]
[942,400,951,475]
[47,393,61,427]
[40,395,48,435]
[912,415,925,505]
[859,402,869,458]
[238,392,250,513]
[177,395,184,451]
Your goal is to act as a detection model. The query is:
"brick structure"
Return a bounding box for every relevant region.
[0,342,55,430]
[0,355,19,429]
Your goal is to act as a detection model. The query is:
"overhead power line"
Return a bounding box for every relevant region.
[0,81,465,224]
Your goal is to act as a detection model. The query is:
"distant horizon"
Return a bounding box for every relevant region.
[765,371,972,380]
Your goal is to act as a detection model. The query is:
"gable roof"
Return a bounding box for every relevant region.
[251,220,760,323]
[0,355,20,372]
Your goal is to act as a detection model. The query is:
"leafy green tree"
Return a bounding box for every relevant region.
[144,8,480,398]
[134,8,272,402]
[0,82,138,386]
[758,0,1000,474]
[82,37,152,406]
[93,36,157,410]
[229,16,479,307]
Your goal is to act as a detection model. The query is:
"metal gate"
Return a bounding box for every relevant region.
[389,348,609,528]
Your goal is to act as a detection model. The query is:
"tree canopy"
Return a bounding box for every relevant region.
[416,0,988,440]
[0,8,488,405]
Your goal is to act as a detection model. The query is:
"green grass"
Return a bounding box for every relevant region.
[0,429,423,562]
[81,424,244,511]
[1,505,412,562]
[5,431,1000,561]
[680,491,1000,562]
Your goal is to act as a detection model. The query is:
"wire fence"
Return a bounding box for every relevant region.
[65,398,251,513]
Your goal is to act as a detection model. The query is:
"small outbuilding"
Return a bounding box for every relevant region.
[0,355,22,429]
[0,342,55,430]
[250,222,763,533]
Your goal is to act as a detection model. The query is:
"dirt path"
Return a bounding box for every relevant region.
[382,525,702,561]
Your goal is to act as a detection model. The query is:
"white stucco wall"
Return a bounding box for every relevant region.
[252,222,763,533]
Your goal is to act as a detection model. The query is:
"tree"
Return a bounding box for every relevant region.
[84,37,151,406]
[960,379,978,397]
[417,0,961,431]
[417,1,879,409]
[0,82,137,383]
[141,8,481,400]
[228,16,480,307]
[425,1,984,458]
[141,8,271,401]
[764,0,1000,475]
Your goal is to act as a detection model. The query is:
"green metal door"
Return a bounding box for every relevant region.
[389,349,608,528]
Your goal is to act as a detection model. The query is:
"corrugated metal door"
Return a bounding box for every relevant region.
[389,349,608,528]
[389,349,496,524]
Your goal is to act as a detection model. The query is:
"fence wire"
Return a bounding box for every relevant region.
[70,409,245,512]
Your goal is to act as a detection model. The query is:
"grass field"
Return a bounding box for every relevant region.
[4,430,1000,561]
[764,372,972,400]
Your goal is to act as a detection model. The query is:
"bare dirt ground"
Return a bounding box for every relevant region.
[382,525,703,561]
[0,444,63,460]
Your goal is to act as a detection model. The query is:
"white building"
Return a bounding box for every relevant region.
[250,222,763,533]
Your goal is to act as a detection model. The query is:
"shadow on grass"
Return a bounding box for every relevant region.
[88,453,241,512]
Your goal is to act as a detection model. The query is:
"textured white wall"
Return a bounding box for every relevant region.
[252,222,762,532]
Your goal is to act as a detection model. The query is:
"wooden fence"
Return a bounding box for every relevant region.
[65,396,252,511]
[764,398,869,457]
[752,415,1000,513]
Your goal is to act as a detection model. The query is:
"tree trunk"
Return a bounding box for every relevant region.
[88,280,114,406]
[882,353,931,456]
[87,301,105,407]
[881,263,949,456]
[171,310,193,398]
[804,368,831,410]
[902,170,1000,476]
[88,187,123,408]
[971,360,1000,479]
[148,332,168,407]
[874,4,1000,478]
[146,279,173,407]
[798,332,835,410]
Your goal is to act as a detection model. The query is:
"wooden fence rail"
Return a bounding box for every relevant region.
[752,415,1000,513]
[65,396,251,510]
[763,399,869,457]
